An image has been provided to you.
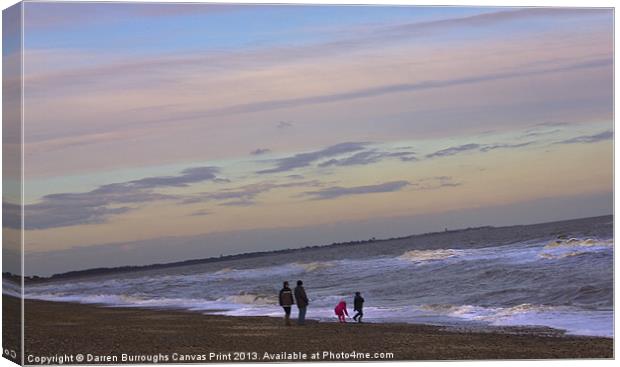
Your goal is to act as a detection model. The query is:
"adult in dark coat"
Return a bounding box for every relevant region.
[294,280,309,325]
[279,281,295,326]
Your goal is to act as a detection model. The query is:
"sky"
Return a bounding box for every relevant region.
[2,2,613,276]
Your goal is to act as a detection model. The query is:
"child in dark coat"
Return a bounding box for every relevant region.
[353,292,364,323]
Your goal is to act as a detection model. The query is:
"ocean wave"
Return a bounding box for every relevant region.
[398,249,463,262]
[293,261,334,272]
[544,238,612,249]
[2,279,22,297]
[27,292,250,312]
[538,251,589,260]
[29,292,151,305]
[423,303,563,322]
[214,267,234,274]
[539,238,613,260]
[218,293,276,305]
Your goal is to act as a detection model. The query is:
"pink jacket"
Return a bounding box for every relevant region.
[334,301,349,316]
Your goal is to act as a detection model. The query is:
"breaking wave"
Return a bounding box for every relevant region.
[293,261,334,272]
[544,238,612,249]
[218,293,275,305]
[539,238,613,260]
[398,249,463,262]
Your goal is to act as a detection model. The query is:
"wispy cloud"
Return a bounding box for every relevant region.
[256,142,418,174]
[276,121,293,129]
[426,144,481,158]
[427,141,536,158]
[251,148,271,155]
[257,142,369,174]
[121,166,220,189]
[479,142,533,152]
[303,180,410,200]
[411,176,461,190]
[182,180,324,206]
[534,121,569,128]
[382,8,609,38]
[318,150,417,167]
[190,210,211,216]
[21,166,222,230]
[218,199,257,207]
[303,176,462,201]
[555,130,613,144]
[155,57,612,122]
[520,129,561,139]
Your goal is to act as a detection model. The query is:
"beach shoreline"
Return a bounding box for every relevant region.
[5,296,613,362]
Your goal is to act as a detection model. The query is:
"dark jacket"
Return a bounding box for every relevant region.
[354,295,364,311]
[294,286,309,308]
[279,287,294,307]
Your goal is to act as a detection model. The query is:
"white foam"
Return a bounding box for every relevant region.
[419,303,613,337]
[293,261,334,272]
[218,294,275,305]
[398,249,463,262]
[2,279,21,297]
[539,238,613,260]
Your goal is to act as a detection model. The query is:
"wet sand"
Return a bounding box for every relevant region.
[4,296,611,363]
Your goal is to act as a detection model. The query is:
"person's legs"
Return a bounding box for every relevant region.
[357,310,363,323]
[297,307,306,325]
[283,306,291,326]
[353,311,359,321]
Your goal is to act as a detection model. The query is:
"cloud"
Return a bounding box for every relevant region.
[218,200,256,207]
[479,142,533,152]
[257,142,417,173]
[555,130,613,144]
[318,150,384,167]
[303,180,410,200]
[534,121,569,128]
[426,144,481,158]
[251,148,271,155]
[121,166,220,189]
[520,129,561,138]
[410,176,461,190]
[257,142,369,174]
[519,121,567,139]
[389,152,419,162]
[318,149,417,167]
[276,121,293,129]
[183,180,324,206]
[20,166,221,230]
[383,8,609,39]
[189,57,612,120]
[190,210,211,216]
[427,141,536,158]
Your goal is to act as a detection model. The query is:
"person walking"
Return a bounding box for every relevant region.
[352,291,365,323]
[294,280,309,325]
[278,281,295,326]
[334,299,349,323]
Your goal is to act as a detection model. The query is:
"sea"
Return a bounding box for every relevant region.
[5,215,614,337]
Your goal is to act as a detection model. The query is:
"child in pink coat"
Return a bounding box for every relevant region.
[334,300,349,323]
